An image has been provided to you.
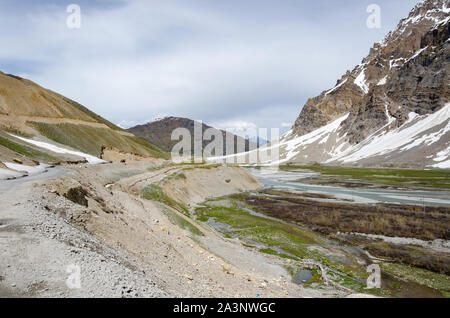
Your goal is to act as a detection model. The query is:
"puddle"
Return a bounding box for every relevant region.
[293,269,313,285]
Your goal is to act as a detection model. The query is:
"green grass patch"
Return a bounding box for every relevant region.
[163,172,187,182]
[160,206,203,236]
[180,163,222,171]
[381,262,450,294]
[441,290,450,298]
[281,164,450,178]
[196,214,210,222]
[178,160,207,165]
[142,184,189,215]
[282,265,296,277]
[280,165,450,189]
[259,248,298,260]
[60,97,127,132]
[196,204,322,247]
[196,198,377,293]
[2,128,34,138]
[333,273,367,292]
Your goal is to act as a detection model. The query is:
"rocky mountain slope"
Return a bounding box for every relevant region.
[0,71,167,178]
[276,0,450,168]
[129,117,256,156]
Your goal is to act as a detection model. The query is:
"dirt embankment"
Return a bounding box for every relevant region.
[101,146,166,163]
[7,162,337,298]
[160,165,263,207]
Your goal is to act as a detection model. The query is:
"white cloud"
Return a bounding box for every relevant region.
[0,0,419,131]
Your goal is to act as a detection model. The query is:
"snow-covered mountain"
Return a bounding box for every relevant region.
[276,102,449,168]
[273,0,450,168]
[210,0,449,168]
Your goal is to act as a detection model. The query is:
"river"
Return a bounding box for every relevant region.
[246,168,450,207]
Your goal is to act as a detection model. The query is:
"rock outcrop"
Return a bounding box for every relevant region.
[281,0,450,167]
[293,0,449,145]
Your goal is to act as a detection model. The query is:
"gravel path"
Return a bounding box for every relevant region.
[0,178,165,298]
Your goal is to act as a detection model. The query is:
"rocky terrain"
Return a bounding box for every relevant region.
[0,162,350,298]
[217,0,449,168]
[294,0,449,139]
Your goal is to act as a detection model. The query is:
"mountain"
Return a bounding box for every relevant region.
[0,71,167,167]
[128,117,256,156]
[274,0,450,169]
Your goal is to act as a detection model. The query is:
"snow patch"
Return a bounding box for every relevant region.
[354,69,369,94]
[405,46,428,63]
[3,162,49,176]
[271,113,349,165]
[407,112,419,123]
[333,103,450,163]
[389,58,405,69]
[208,113,349,166]
[325,79,347,96]
[434,145,450,162]
[8,134,105,164]
[377,76,388,86]
[384,105,396,125]
[401,121,449,151]
[432,158,450,169]
[0,167,25,180]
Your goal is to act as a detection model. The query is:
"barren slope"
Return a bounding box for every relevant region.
[0,71,167,166]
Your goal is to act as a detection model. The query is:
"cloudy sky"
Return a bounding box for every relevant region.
[0,0,418,138]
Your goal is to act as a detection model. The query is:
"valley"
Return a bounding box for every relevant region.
[0,161,351,298]
[1,159,449,298]
[0,0,449,301]
[194,167,450,297]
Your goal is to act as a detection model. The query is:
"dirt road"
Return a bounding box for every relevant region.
[0,164,165,297]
